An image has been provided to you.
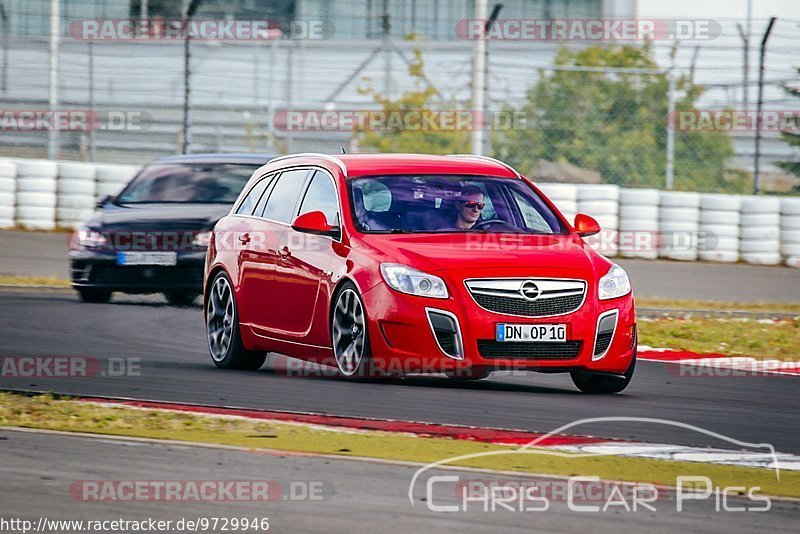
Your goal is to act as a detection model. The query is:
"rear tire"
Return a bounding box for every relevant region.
[571,353,636,394]
[77,288,111,303]
[206,272,265,370]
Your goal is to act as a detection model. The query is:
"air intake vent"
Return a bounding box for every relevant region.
[426,309,463,360]
[593,310,618,360]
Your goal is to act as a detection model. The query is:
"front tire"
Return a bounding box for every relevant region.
[571,353,636,394]
[206,272,265,370]
[331,282,375,378]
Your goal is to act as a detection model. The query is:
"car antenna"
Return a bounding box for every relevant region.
[340,147,346,154]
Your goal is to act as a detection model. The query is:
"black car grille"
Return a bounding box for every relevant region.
[471,293,584,317]
[594,332,613,356]
[477,340,583,360]
[86,264,203,288]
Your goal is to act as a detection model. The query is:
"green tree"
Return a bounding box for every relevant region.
[357,46,470,154]
[495,44,742,192]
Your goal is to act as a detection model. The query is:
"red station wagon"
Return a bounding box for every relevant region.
[203,153,636,394]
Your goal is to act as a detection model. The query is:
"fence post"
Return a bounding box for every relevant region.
[665,69,676,190]
[88,41,95,162]
[754,17,777,195]
[47,0,60,160]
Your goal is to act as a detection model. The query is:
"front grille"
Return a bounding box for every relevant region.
[87,264,203,288]
[594,332,613,356]
[471,293,584,317]
[466,278,586,317]
[477,340,583,360]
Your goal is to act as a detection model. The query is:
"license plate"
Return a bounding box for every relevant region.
[116,252,177,266]
[496,323,567,343]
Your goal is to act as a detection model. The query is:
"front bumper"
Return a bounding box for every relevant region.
[69,249,207,293]
[361,279,636,375]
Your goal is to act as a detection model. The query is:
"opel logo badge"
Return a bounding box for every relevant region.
[519,281,541,301]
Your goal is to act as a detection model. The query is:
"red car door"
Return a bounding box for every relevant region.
[245,168,313,336]
[272,170,340,344]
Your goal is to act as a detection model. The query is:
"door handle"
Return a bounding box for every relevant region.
[239,233,251,245]
[278,245,291,258]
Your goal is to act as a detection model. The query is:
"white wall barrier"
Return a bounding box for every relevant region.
[1,157,800,268]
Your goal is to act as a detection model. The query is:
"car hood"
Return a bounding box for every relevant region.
[356,232,600,276]
[90,203,230,231]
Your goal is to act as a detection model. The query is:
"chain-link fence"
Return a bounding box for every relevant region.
[0,0,799,194]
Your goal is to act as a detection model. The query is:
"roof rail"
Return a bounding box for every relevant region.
[268,153,348,176]
[448,154,521,178]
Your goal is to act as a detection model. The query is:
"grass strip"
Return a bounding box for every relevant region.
[0,275,71,287]
[638,316,800,359]
[0,393,797,498]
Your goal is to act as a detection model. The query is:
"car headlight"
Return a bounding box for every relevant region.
[76,228,107,248]
[193,231,212,248]
[380,263,449,299]
[598,265,631,300]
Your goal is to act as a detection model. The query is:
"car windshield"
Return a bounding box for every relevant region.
[115,163,257,204]
[349,175,564,234]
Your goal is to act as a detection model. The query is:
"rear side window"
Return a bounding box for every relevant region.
[297,171,339,226]
[262,169,311,223]
[235,175,272,215]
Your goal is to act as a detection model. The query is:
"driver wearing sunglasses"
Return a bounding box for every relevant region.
[452,185,485,230]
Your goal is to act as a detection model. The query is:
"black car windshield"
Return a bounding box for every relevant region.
[115,163,257,204]
[349,175,564,234]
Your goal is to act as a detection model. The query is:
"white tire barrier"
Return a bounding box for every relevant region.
[536,183,577,201]
[701,223,740,238]
[741,252,782,265]
[659,193,699,261]
[739,195,781,265]
[0,161,15,228]
[57,179,95,196]
[619,205,658,220]
[16,192,57,208]
[57,161,96,181]
[0,177,14,193]
[782,215,800,231]
[700,193,741,212]
[14,159,57,178]
[16,176,57,193]
[0,160,16,179]
[660,191,700,208]
[577,184,620,201]
[95,164,140,184]
[698,250,740,263]
[700,210,739,225]
[619,188,660,206]
[781,198,800,216]
[96,182,127,197]
[577,200,618,217]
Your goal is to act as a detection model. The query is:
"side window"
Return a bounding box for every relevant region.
[297,171,339,226]
[511,189,552,232]
[262,169,311,223]
[253,173,279,218]
[235,175,272,215]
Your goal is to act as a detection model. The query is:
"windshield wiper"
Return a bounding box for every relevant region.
[388,228,409,234]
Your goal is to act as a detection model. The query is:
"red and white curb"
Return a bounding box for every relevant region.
[638,346,800,377]
[74,396,800,472]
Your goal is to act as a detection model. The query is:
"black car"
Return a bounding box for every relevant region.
[69,153,274,304]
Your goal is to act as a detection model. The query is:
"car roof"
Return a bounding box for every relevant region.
[264,153,521,179]
[152,153,276,166]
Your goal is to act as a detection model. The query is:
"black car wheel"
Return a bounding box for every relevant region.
[77,288,111,303]
[206,272,265,370]
[571,353,636,394]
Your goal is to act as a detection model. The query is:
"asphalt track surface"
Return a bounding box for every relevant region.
[1,290,798,455]
[2,429,798,533]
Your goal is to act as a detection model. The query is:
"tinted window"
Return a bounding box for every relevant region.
[116,163,257,204]
[235,175,273,215]
[262,169,311,223]
[349,175,563,234]
[252,174,279,217]
[298,171,339,226]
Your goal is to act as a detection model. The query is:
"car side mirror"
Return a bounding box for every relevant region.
[574,214,601,237]
[291,211,340,239]
[95,195,112,208]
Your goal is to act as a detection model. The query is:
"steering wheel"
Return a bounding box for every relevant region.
[473,219,520,232]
